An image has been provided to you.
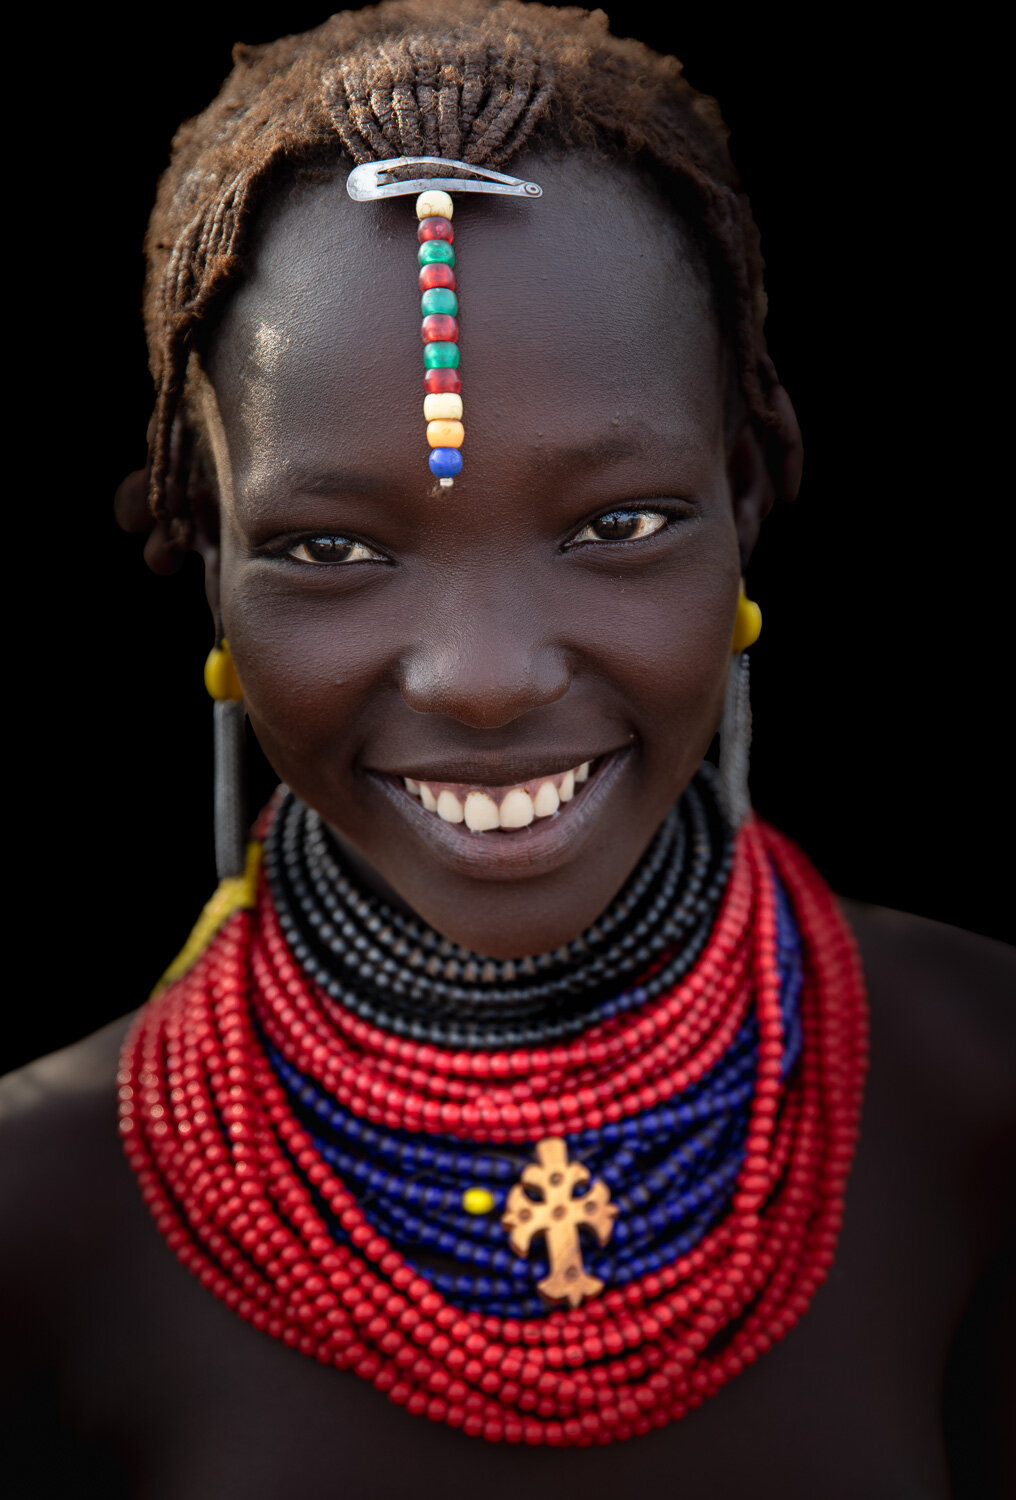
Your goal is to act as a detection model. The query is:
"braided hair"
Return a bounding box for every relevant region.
[144,0,782,526]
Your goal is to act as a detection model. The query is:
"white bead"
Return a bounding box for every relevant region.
[416,190,454,220]
[424,393,463,421]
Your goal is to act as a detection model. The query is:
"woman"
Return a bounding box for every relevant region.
[2,3,1012,1494]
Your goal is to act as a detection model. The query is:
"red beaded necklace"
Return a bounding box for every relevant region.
[119,813,867,1446]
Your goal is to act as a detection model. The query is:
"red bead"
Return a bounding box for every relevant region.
[417,216,454,243]
[118,806,868,1450]
[421,313,458,343]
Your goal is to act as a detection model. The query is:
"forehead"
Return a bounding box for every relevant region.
[206,151,727,502]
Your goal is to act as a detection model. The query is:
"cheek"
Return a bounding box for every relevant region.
[217,505,740,801]
[218,543,397,781]
[581,545,740,765]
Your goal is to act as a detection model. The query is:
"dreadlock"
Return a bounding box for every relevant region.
[144,0,779,523]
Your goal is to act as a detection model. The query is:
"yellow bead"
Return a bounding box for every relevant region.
[204,640,243,701]
[427,419,464,449]
[423,392,463,421]
[416,190,454,220]
[462,1188,495,1215]
[731,590,762,653]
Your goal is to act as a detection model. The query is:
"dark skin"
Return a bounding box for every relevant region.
[2,153,1014,1498]
[197,153,764,955]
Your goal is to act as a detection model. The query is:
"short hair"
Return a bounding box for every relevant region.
[144,0,780,522]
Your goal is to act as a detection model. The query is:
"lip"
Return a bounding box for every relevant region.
[368,751,614,785]
[364,747,634,882]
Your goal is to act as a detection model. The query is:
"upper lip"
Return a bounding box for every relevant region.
[365,748,621,785]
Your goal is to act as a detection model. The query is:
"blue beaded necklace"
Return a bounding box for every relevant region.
[263,860,803,1319]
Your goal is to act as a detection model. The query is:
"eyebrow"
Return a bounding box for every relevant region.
[531,426,711,482]
[240,428,705,517]
[537,432,682,470]
[237,466,392,521]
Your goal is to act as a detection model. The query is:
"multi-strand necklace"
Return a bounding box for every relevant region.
[119,768,867,1446]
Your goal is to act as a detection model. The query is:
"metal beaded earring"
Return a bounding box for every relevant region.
[204,638,246,880]
[719,583,763,828]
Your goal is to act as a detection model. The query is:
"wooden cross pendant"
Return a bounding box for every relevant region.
[501,1137,618,1308]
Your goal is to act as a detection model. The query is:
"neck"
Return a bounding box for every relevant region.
[264,766,733,1050]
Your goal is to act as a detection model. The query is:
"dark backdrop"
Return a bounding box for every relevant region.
[6,5,1008,1076]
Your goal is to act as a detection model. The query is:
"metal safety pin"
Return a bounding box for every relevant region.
[346,156,543,201]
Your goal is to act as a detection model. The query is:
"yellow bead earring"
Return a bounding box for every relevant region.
[204,639,243,703]
[731,586,762,654]
[204,639,247,881]
[719,584,761,828]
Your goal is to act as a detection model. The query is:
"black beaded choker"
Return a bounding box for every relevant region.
[264,765,734,1051]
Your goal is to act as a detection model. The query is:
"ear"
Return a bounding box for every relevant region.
[113,418,222,617]
[727,382,804,568]
[188,443,222,623]
[765,383,804,507]
[113,461,188,575]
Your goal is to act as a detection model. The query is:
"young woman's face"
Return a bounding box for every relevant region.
[202,152,759,957]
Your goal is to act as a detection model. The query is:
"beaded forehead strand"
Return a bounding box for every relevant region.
[347,157,543,489]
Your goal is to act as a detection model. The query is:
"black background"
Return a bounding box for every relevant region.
[6,5,1009,1075]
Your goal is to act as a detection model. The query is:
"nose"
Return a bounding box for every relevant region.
[398,590,571,729]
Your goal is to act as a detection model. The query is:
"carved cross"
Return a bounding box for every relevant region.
[501,1137,618,1308]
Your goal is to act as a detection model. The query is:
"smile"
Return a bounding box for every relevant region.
[365,748,633,882]
[402,760,594,831]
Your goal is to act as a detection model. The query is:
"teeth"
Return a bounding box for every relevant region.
[499,789,534,828]
[532,780,560,818]
[464,791,500,831]
[436,790,464,823]
[403,757,598,830]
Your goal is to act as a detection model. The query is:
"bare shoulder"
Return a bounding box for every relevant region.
[840,906,1016,1498]
[841,898,1016,1145]
[0,1014,137,1359]
[0,1010,136,1160]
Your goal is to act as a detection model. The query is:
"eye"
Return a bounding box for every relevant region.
[571,508,670,545]
[286,535,384,565]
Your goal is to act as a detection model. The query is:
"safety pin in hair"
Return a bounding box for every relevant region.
[346,156,543,201]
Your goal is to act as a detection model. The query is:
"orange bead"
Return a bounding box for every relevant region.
[427,420,464,448]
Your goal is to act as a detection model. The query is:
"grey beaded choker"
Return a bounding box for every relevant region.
[263,764,734,1050]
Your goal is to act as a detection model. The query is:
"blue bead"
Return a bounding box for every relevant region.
[429,447,463,478]
[258,864,811,1319]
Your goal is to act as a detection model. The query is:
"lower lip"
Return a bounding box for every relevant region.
[366,750,633,883]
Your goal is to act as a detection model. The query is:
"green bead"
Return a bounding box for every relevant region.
[418,240,455,267]
[423,342,460,369]
[421,287,458,317]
